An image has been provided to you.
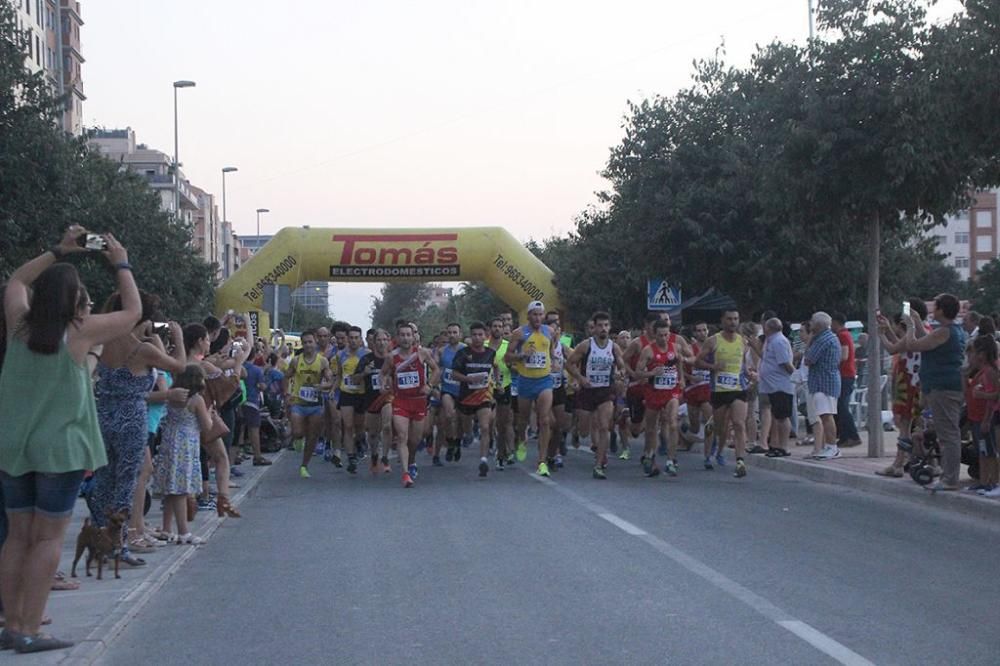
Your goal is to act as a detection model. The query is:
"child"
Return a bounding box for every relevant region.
[153,364,212,544]
[969,335,1000,496]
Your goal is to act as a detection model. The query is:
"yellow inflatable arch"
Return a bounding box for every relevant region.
[215,227,562,332]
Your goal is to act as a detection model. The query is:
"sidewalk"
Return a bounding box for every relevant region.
[9,450,284,666]
[742,429,1000,521]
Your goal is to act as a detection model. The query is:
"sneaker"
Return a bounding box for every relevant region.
[715,453,726,467]
[408,464,419,480]
[479,460,489,477]
[980,486,1000,498]
[253,456,273,466]
[299,466,311,479]
[704,457,714,470]
[734,459,747,478]
[495,458,506,471]
[432,455,443,467]
[347,457,358,474]
[13,633,74,654]
[196,498,216,511]
[592,466,607,480]
[445,448,454,462]
[331,454,343,468]
[642,456,654,476]
[506,454,516,465]
[402,473,414,488]
[572,434,581,449]
[381,457,391,474]
[814,444,841,460]
[554,454,564,469]
[665,460,678,477]
[230,466,245,478]
[516,442,528,462]
[925,481,958,492]
[453,445,462,462]
[619,446,630,461]
[964,484,988,493]
[537,461,550,477]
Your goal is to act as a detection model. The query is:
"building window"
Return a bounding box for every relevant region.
[933,234,947,246]
[977,234,994,253]
[955,257,970,269]
[976,210,992,229]
[955,232,969,244]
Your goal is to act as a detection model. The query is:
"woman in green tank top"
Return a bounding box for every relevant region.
[0,227,143,653]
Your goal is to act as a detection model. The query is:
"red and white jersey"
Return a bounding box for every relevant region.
[648,334,681,392]
[391,347,427,399]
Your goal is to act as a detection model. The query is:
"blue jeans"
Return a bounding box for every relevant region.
[0,470,85,519]
[837,375,859,442]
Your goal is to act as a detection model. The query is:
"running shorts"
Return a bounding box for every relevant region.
[710,391,748,409]
[393,396,427,421]
[517,375,554,401]
[576,387,614,412]
[626,385,647,424]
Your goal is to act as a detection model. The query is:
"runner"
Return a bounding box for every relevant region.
[487,316,515,469]
[336,326,368,474]
[545,312,574,469]
[634,317,695,477]
[439,322,469,463]
[381,323,440,488]
[284,330,334,479]
[566,312,627,479]
[504,301,559,477]
[356,329,393,474]
[695,310,750,478]
[621,313,660,458]
[321,325,344,467]
[451,322,498,478]
[683,321,715,456]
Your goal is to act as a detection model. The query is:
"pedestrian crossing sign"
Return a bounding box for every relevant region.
[647,279,681,310]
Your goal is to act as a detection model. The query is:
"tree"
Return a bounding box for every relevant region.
[970,259,1000,316]
[0,3,215,321]
[369,283,430,331]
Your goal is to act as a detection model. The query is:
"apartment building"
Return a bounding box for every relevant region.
[929,189,1000,280]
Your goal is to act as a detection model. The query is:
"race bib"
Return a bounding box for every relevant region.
[525,352,548,369]
[654,367,678,390]
[397,371,420,389]
[694,368,712,384]
[443,368,460,386]
[298,386,319,403]
[716,372,740,390]
[551,372,564,389]
[589,373,611,388]
[371,373,382,391]
[469,373,490,390]
[343,375,358,388]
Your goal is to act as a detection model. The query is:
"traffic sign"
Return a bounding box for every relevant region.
[647,279,681,310]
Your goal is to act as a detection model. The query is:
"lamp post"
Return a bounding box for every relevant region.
[221,166,238,224]
[255,208,269,241]
[172,80,196,218]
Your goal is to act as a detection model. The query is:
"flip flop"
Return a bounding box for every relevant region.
[50,578,80,591]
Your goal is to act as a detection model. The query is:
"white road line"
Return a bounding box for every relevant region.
[597,512,647,535]
[525,471,876,666]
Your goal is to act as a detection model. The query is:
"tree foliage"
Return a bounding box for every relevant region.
[0,3,215,321]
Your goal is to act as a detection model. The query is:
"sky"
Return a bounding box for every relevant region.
[81,0,963,327]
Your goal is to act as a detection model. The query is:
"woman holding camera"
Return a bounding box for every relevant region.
[0,227,138,653]
[84,291,188,567]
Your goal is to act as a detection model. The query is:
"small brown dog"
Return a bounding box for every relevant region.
[71,510,127,580]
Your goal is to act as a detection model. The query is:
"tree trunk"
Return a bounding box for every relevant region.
[867,213,884,457]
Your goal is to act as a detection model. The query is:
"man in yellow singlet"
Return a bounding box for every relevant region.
[695,310,750,478]
[284,329,333,479]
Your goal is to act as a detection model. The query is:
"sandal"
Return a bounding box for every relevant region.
[176,533,206,545]
[14,633,74,654]
[50,577,80,591]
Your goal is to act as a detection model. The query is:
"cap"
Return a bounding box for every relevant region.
[527,300,545,313]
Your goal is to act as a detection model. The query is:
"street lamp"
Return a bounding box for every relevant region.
[221,166,238,224]
[255,208,270,242]
[172,79,196,218]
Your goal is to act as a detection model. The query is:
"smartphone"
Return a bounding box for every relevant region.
[902,301,911,318]
[76,233,108,251]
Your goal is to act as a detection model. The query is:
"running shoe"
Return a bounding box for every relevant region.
[402,473,414,488]
[299,466,311,479]
[734,459,747,478]
[619,446,630,461]
[572,434,581,448]
[642,456,653,476]
[506,453,516,465]
[479,460,489,477]
[554,454,564,469]
[495,458,506,471]
[408,463,419,480]
[230,466,244,478]
[592,466,607,480]
[516,442,527,462]
[703,457,714,470]
[347,456,358,474]
[331,453,343,468]
[665,460,678,477]
[814,444,841,460]
[715,453,726,467]
[454,445,462,462]
[537,461,550,477]
[445,447,454,462]
[432,455,443,467]
[381,457,391,474]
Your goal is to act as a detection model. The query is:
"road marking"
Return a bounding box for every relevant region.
[525,471,876,666]
[598,512,647,535]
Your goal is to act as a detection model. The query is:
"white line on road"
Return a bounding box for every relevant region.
[525,471,876,666]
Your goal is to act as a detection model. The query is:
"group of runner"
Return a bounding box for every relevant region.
[282,301,757,488]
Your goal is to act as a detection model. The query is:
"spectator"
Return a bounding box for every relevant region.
[832,313,861,448]
[901,293,966,491]
[0,228,138,653]
[242,352,272,466]
[976,316,996,341]
[855,332,870,386]
[804,312,842,460]
[963,310,981,341]
[967,336,999,496]
[876,310,924,477]
[759,318,794,457]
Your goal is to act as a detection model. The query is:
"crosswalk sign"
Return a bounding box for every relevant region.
[647,279,681,310]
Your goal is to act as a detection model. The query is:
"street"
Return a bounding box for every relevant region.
[100,445,998,666]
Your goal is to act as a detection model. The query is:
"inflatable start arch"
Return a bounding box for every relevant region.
[215,227,562,331]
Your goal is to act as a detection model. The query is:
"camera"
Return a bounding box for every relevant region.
[76,233,108,251]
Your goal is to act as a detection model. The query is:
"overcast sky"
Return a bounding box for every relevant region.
[81,0,962,327]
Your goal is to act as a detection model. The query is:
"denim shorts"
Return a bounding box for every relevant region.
[0,470,86,519]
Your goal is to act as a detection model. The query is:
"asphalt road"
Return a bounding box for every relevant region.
[101,442,1000,665]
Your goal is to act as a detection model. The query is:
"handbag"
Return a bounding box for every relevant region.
[200,408,231,444]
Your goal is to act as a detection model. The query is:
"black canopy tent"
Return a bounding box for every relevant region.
[665,288,738,325]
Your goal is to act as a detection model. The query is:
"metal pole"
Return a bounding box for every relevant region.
[866,213,884,457]
[173,85,179,217]
[222,171,227,225]
[273,285,279,330]
[257,209,261,238]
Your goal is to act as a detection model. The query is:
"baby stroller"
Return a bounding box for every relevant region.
[904,427,939,486]
[260,388,290,453]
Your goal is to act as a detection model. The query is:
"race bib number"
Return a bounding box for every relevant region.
[397,371,420,390]
[654,367,678,390]
[525,352,548,369]
[371,373,382,391]
[589,373,611,388]
[694,368,712,384]
[298,386,319,403]
[443,368,460,386]
[551,372,563,389]
[343,375,358,388]
[716,372,740,390]
[469,373,490,390]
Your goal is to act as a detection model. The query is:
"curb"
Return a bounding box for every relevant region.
[743,452,1000,522]
[56,450,285,666]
